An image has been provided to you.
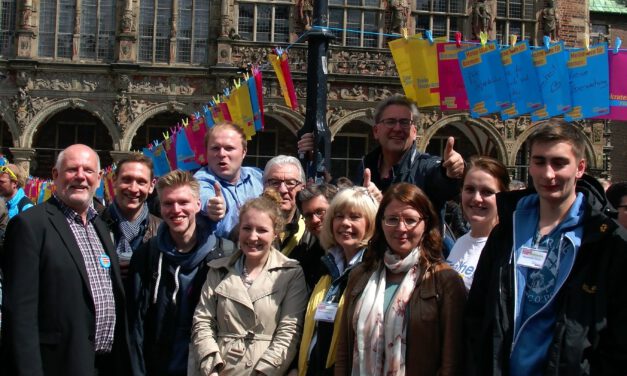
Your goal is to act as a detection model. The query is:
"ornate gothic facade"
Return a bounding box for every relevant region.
[0,0,613,180]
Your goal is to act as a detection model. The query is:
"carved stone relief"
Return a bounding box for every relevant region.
[113,94,134,132]
[328,50,397,76]
[127,77,197,95]
[23,74,107,92]
[11,87,50,132]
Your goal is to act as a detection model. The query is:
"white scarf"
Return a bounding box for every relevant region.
[351,247,421,376]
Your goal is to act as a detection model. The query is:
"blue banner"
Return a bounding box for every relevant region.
[175,128,201,171]
[565,43,610,121]
[459,41,511,118]
[500,40,543,119]
[531,41,572,121]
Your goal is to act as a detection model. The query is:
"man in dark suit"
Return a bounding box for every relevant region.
[0,144,131,376]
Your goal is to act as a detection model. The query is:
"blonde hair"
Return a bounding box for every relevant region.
[4,163,28,187]
[239,188,285,235]
[204,122,247,150]
[319,187,379,250]
[156,170,200,198]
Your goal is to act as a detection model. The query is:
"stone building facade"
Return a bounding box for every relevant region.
[0,0,618,181]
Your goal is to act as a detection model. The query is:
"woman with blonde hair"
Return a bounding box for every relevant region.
[189,190,307,375]
[335,183,466,376]
[298,187,379,376]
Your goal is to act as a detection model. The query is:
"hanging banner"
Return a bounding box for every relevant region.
[269,52,299,110]
[459,41,511,118]
[163,132,178,171]
[175,127,202,171]
[232,81,257,140]
[500,40,543,119]
[247,75,264,131]
[411,37,446,107]
[565,43,610,121]
[389,36,421,104]
[143,143,171,177]
[531,41,572,121]
[184,116,209,166]
[253,68,265,130]
[597,50,627,120]
[437,42,472,110]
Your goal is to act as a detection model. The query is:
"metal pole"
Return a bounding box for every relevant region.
[298,0,334,183]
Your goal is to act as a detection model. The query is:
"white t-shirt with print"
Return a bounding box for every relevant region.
[446,233,488,290]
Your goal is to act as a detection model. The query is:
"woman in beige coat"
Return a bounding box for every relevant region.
[189,191,308,375]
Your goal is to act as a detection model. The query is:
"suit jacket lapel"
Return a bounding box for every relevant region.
[45,198,93,301]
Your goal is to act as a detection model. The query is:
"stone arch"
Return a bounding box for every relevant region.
[23,98,119,149]
[263,103,305,135]
[419,114,510,165]
[329,108,375,138]
[0,99,21,147]
[122,101,195,150]
[510,122,598,169]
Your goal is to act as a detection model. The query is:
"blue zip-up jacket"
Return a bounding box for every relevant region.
[193,165,263,239]
[6,188,34,219]
[509,193,585,376]
[465,174,627,376]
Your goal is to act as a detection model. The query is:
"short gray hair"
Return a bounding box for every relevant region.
[263,155,306,184]
[373,94,420,124]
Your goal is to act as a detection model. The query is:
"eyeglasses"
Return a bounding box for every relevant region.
[383,216,424,228]
[378,118,415,129]
[303,209,326,221]
[0,166,18,181]
[266,178,302,191]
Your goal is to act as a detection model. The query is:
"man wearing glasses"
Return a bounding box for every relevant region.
[0,164,34,219]
[194,123,264,239]
[263,155,321,289]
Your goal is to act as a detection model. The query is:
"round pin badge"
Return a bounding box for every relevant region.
[99,254,111,269]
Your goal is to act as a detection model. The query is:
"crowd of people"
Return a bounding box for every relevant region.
[0,94,626,376]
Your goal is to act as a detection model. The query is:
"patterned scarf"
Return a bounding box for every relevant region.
[110,202,149,258]
[351,247,421,376]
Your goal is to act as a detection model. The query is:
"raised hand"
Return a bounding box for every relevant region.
[207,181,226,221]
[363,168,383,202]
[441,137,464,179]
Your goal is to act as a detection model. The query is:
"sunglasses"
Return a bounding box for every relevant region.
[0,166,18,181]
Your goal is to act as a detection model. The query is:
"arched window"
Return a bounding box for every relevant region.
[39,0,76,58]
[237,0,290,43]
[130,112,186,151]
[79,0,117,60]
[0,0,16,57]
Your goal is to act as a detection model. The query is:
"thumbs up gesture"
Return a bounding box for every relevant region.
[207,182,226,221]
[441,137,464,179]
[363,168,383,202]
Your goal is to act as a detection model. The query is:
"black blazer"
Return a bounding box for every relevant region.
[1,197,131,376]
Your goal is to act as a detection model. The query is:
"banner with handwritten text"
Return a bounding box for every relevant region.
[459,41,511,118]
[500,40,543,119]
[531,41,572,121]
[565,43,610,121]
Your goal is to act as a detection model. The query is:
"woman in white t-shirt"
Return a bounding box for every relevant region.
[447,156,510,290]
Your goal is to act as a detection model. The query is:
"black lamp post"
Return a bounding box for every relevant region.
[298,0,335,182]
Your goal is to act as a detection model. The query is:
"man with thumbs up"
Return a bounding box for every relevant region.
[194,123,263,239]
[359,94,464,217]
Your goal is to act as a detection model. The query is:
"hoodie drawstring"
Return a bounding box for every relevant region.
[172,265,181,305]
[153,253,163,304]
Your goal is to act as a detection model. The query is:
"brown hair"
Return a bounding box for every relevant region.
[373,94,420,124]
[367,183,442,267]
[527,119,586,160]
[204,122,247,151]
[463,156,510,193]
[156,169,200,198]
[239,188,285,235]
[114,152,154,180]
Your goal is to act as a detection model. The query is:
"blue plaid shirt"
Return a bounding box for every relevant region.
[57,196,116,353]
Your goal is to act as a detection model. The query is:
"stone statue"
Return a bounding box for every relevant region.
[387,0,410,34]
[298,0,314,30]
[542,0,558,40]
[471,0,492,38]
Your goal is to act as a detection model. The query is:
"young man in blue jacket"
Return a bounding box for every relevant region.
[465,119,627,375]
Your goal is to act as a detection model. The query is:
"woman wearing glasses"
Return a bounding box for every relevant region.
[297,187,378,376]
[335,183,466,376]
[446,156,510,290]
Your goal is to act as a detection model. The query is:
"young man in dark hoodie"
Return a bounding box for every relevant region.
[465,119,627,375]
[127,170,233,376]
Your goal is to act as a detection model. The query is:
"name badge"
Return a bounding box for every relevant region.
[516,246,548,269]
[314,302,339,323]
[99,254,111,269]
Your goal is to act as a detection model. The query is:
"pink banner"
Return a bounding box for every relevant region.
[597,51,627,121]
[437,42,471,111]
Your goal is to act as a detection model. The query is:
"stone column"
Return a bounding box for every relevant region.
[9,147,36,174]
[16,0,36,58]
[118,0,137,62]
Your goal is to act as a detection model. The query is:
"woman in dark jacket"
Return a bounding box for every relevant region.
[335,183,467,376]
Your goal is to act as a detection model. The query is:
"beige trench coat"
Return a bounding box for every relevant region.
[189,248,307,376]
